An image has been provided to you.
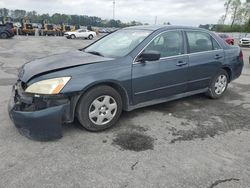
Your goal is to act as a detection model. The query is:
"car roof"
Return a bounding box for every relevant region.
[123,25,208,32]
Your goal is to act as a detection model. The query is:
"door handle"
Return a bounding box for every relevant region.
[215,54,223,60]
[176,61,187,67]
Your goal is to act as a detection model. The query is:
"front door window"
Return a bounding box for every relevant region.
[145,31,184,58]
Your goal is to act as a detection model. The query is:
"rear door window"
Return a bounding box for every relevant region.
[186,31,213,53]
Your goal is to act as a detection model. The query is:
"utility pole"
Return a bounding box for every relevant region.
[113,0,115,20]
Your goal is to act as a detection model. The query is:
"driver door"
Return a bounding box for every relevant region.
[132,30,189,104]
[78,29,87,37]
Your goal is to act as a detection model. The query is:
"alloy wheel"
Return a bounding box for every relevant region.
[214,75,227,95]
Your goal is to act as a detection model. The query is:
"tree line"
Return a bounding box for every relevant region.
[0,8,144,28]
[216,0,250,32]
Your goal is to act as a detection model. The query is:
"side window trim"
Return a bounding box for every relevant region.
[211,36,216,50]
[181,30,188,55]
[184,31,190,55]
[184,30,223,54]
[133,29,186,64]
[211,36,222,50]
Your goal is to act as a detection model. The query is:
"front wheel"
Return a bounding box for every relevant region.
[206,70,229,99]
[0,32,8,39]
[77,86,122,131]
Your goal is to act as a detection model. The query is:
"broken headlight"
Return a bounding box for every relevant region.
[25,77,71,95]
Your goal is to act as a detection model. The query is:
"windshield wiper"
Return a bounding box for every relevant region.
[86,51,104,57]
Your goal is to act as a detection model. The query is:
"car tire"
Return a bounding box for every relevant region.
[206,69,229,99]
[70,34,76,39]
[0,32,8,39]
[88,34,94,40]
[77,85,123,131]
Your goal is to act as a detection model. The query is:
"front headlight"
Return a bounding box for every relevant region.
[25,77,71,95]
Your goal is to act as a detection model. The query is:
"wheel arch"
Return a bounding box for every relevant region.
[88,34,94,39]
[0,31,9,38]
[77,81,130,111]
[221,66,232,82]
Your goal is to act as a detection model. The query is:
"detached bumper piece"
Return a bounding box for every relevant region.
[8,82,71,141]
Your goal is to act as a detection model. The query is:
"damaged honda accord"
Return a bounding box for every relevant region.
[8,25,244,140]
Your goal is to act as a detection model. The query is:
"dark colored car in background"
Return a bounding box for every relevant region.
[8,26,244,140]
[0,24,14,39]
[218,33,234,45]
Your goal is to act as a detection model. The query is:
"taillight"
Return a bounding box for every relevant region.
[240,50,243,61]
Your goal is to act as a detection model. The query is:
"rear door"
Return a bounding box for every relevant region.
[132,30,189,104]
[185,30,224,91]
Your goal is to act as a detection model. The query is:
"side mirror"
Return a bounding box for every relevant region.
[138,50,161,62]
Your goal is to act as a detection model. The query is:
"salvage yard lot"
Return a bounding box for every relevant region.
[0,36,250,188]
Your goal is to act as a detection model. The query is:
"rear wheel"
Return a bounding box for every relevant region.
[88,34,94,40]
[207,69,229,99]
[77,86,122,131]
[0,32,8,39]
[70,34,76,39]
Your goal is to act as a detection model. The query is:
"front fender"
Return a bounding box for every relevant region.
[68,79,131,111]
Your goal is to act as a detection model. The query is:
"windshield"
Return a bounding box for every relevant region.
[84,29,151,58]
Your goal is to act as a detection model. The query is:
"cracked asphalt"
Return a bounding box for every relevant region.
[0,36,250,188]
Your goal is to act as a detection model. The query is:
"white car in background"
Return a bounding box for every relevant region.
[239,34,250,47]
[64,29,96,40]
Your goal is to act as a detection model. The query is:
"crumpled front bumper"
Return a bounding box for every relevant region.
[8,82,72,141]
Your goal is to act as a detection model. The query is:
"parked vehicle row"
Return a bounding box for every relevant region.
[217,33,250,48]
[8,26,244,140]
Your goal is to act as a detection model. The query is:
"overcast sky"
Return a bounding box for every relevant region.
[0,0,225,26]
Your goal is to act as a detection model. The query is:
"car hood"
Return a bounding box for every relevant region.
[241,37,250,40]
[19,50,113,82]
